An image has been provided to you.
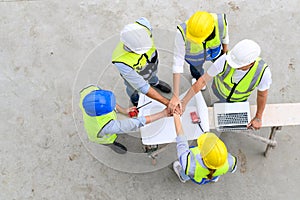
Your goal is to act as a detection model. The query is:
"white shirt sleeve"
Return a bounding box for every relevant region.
[221,16,229,44]
[172,29,186,73]
[257,67,272,91]
[207,54,227,77]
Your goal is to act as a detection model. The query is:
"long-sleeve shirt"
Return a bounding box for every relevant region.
[114,17,154,95]
[99,116,146,136]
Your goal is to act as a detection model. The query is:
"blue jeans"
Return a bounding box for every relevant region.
[189,64,205,80]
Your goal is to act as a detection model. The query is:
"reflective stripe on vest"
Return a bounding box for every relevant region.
[186,147,229,183]
[214,58,268,102]
[177,13,226,66]
[112,23,158,81]
[79,85,117,144]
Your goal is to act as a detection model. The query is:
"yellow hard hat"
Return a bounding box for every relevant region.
[186,11,215,44]
[197,132,228,169]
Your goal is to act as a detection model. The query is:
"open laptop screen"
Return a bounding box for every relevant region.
[214,102,251,132]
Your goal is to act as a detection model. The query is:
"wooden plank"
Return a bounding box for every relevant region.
[208,103,300,129]
[251,103,300,127]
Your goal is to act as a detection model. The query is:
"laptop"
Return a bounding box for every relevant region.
[213,102,251,132]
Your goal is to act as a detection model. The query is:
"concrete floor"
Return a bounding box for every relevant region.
[1,0,300,199]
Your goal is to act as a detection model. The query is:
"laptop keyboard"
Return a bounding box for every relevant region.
[217,112,248,125]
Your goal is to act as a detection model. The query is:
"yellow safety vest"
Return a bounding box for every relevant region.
[177,13,227,66]
[79,85,117,144]
[112,23,158,81]
[186,147,230,183]
[214,58,268,102]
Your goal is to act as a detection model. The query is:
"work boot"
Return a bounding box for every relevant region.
[108,141,127,154]
[143,145,158,153]
[151,80,171,93]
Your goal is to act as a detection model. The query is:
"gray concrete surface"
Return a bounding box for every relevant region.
[1,0,300,199]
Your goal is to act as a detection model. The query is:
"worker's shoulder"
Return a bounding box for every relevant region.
[135,17,152,32]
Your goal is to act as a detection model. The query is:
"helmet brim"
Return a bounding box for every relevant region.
[226,52,242,69]
[186,30,207,44]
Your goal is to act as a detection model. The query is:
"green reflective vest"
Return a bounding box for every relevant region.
[112,23,158,81]
[186,147,230,183]
[177,13,227,66]
[214,58,268,102]
[79,85,117,144]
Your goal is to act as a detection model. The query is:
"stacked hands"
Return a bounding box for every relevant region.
[127,94,262,130]
[162,94,262,130]
[168,95,185,116]
[126,96,184,118]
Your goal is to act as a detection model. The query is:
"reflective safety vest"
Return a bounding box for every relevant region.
[186,147,230,184]
[213,57,268,102]
[79,85,117,144]
[112,23,158,81]
[177,13,227,66]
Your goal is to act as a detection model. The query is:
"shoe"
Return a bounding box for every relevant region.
[173,161,186,183]
[152,80,171,93]
[144,145,158,153]
[108,141,127,154]
[201,85,207,91]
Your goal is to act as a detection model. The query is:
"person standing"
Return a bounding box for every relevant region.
[112,17,171,107]
[177,39,272,130]
[170,11,229,111]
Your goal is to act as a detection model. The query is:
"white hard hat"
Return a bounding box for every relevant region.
[120,23,152,54]
[226,39,261,68]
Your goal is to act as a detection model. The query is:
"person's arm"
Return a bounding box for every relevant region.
[146,87,169,106]
[174,113,184,136]
[115,104,138,117]
[222,43,228,54]
[169,73,182,113]
[180,55,225,111]
[169,30,186,113]
[100,108,169,135]
[221,14,229,54]
[115,63,169,105]
[145,108,169,124]
[181,72,213,111]
[247,89,268,130]
[174,114,190,170]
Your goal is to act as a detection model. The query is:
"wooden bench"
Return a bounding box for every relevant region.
[139,85,300,163]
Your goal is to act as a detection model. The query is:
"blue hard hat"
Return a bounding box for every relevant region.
[82,90,116,116]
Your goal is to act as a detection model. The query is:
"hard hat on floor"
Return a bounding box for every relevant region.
[226,39,261,68]
[120,23,152,54]
[186,11,214,44]
[83,90,116,116]
[197,132,228,169]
